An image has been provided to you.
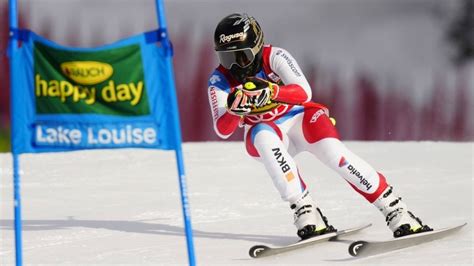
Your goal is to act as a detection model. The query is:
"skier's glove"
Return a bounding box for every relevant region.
[242,77,280,108]
[226,88,252,116]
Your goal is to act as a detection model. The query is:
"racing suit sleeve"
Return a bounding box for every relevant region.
[208,78,241,139]
[269,47,312,105]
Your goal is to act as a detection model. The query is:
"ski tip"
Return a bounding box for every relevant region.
[348,240,368,257]
[249,245,269,258]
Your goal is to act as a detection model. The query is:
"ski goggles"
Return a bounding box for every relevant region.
[216,45,261,70]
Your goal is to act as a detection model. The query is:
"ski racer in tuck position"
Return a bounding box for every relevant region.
[207,13,432,240]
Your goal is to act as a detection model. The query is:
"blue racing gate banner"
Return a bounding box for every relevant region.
[11,30,176,153]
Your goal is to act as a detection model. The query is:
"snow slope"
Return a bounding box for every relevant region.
[0,142,472,265]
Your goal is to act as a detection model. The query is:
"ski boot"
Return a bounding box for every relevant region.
[374,186,433,238]
[290,190,337,240]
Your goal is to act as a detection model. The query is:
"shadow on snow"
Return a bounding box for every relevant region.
[0,218,295,246]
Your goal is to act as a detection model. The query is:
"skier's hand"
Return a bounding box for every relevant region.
[242,77,280,108]
[226,87,252,116]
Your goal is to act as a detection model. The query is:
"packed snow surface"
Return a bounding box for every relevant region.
[0,141,472,265]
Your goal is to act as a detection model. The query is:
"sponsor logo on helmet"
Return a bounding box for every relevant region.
[61,61,113,85]
[231,14,251,33]
[219,32,245,44]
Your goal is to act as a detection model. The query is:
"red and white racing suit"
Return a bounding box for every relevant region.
[207,45,388,204]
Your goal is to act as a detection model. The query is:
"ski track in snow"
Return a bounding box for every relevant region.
[0,141,472,265]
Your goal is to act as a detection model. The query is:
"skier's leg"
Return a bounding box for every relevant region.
[245,122,304,202]
[308,137,389,203]
[285,107,386,200]
[291,106,431,237]
[245,121,335,239]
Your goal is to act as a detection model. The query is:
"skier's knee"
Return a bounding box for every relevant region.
[302,107,340,143]
[245,122,283,157]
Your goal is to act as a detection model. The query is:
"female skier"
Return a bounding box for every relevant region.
[207,13,431,239]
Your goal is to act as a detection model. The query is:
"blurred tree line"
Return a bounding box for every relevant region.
[447,0,474,65]
[0,0,472,153]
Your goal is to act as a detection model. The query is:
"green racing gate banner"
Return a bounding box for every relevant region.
[11,30,176,153]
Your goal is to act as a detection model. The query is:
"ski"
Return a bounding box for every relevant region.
[348,223,467,258]
[249,223,372,258]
